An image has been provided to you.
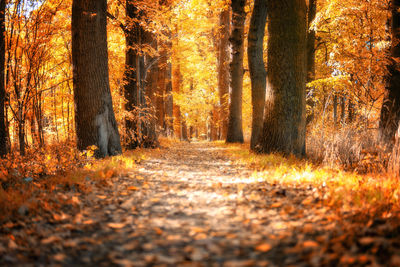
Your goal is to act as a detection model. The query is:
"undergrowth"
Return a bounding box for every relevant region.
[0,143,146,221]
[218,141,400,220]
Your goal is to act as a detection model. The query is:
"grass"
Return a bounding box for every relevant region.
[217,141,400,219]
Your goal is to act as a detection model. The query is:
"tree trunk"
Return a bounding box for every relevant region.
[380,0,400,144]
[165,61,173,136]
[306,0,317,124]
[141,30,158,148]
[333,94,338,126]
[248,0,267,150]
[307,0,316,82]
[172,26,182,140]
[226,0,245,143]
[340,95,346,124]
[123,1,141,149]
[72,0,122,157]
[0,0,6,156]
[218,8,230,140]
[258,0,307,156]
[156,43,168,133]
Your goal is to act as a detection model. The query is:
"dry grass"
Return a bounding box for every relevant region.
[217,141,400,219]
[306,123,390,173]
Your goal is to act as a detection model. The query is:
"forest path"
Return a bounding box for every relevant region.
[1,141,398,266]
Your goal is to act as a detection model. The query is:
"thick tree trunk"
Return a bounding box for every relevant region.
[141,31,158,148]
[0,0,6,156]
[306,0,317,124]
[124,2,141,149]
[72,0,122,157]
[258,0,307,156]
[226,0,245,143]
[380,0,400,144]
[307,0,316,82]
[248,0,267,150]
[218,8,230,140]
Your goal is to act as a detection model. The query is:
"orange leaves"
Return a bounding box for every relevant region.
[107,222,126,229]
[255,243,272,252]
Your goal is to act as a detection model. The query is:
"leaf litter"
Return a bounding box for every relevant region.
[1,141,400,266]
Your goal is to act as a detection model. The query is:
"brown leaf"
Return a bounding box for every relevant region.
[41,236,61,245]
[53,253,66,262]
[358,237,375,246]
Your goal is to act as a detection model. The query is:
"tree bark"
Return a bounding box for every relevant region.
[123,1,141,149]
[258,0,307,156]
[156,44,168,132]
[165,60,173,136]
[248,0,267,150]
[141,30,158,148]
[72,0,122,157]
[226,0,245,143]
[306,0,316,124]
[380,0,400,144]
[0,0,6,156]
[172,26,182,140]
[218,8,230,140]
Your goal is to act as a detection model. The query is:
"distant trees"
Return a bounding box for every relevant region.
[71,0,122,157]
[226,0,245,143]
[123,1,158,149]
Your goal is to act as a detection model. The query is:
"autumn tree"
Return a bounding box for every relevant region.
[0,0,6,156]
[122,1,158,149]
[226,0,245,143]
[380,0,400,143]
[72,0,122,157]
[248,0,267,150]
[257,0,307,156]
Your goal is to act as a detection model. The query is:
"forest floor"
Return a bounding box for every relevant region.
[1,141,400,266]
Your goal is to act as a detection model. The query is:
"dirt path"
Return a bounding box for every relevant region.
[1,142,399,266]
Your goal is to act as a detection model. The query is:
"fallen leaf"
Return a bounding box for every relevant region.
[255,243,272,252]
[271,202,282,208]
[53,253,66,262]
[41,236,61,245]
[302,240,319,248]
[358,237,375,246]
[154,227,163,235]
[127,186,139,191]
[107,222,126,229]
